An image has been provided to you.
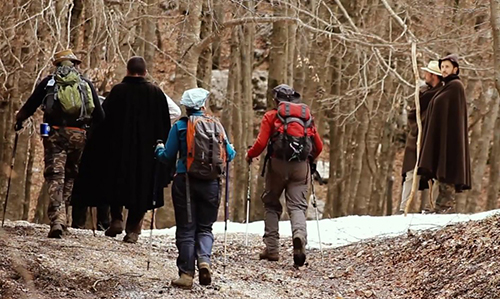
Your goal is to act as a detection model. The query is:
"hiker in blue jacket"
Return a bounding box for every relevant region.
[156,88,235,289]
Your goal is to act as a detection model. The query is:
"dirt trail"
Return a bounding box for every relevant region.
[1,215,500,299]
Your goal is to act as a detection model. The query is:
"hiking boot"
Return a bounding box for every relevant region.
[171,273,193,289]
[259,249,279,261]
[105,219,123,237]
[293,237,306,267]
[123,232,139,243]
[48,224,63,239]
[198,262,212,285]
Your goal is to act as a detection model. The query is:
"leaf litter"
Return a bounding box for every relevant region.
[1,214,500,298]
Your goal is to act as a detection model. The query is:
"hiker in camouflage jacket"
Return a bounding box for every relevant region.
[15,49,104,238]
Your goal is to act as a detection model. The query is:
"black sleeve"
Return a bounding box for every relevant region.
[16,76,51,122]
[83,77,105,126]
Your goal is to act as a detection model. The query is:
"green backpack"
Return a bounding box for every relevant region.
[44,66,95,120]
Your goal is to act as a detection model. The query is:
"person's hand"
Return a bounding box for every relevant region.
[14,121,23,132]
[155,142,164,152]
[309,161,317,173]
[245,152,252,164]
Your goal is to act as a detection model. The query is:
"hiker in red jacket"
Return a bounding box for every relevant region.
[246,84,323,266]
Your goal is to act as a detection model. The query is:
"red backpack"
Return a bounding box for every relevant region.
[270,101,315,161]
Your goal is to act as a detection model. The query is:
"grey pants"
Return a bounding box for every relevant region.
[262,159,309,253]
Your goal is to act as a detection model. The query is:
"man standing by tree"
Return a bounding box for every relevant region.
[246,84,323,267]
[15,49,104,238]
[418,54,471,213]
[72,56,171,243]
[398,61,443,214]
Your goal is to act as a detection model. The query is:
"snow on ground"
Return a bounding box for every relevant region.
[150,209,500,249]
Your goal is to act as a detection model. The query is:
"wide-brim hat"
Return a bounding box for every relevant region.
[421,60,441,76]
[52,49,81,66]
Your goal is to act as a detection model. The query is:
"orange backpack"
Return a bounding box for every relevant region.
[186,115,227,180]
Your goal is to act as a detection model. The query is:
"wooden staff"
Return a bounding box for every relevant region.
[404,42,422,215]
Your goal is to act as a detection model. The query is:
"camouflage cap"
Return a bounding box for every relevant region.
[273,84,301,102]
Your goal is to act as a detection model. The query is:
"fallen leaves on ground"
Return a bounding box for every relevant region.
[1,215,500,298]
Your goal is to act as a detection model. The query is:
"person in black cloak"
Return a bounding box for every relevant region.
[71,56,171,243]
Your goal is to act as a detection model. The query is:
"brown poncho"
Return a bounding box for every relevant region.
[401,83,443,175]
[417,74,471,192]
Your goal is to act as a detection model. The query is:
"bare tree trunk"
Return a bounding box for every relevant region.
[487,112,500,209]
[143,0,157,65]
[466,89,499,212]
[286,0,297,86]
[254,4,289,219]
[34,183,50,224]
[487,0,500,210]
[173,1,203,99]
[197,3,213,90]
[230,29,244,222]
[23,135,36,220]
[351,79,373,215]
[325,55,343,218]
[70,0,84,49]
[212,0,225,70]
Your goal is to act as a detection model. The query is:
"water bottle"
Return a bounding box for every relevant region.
[40,123,50,137]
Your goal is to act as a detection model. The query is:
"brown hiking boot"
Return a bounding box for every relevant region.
[171,273,193,289]
[259,249,279,261]
[48,224,63,239]
[105,219,123,237]
[123,232,139,243]
[198,262,211,285]
[293,237,306,266]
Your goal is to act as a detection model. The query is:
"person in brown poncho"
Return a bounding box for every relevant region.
[398,61,443,214]
[418,54,471,213]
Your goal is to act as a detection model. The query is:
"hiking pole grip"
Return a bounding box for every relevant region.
[2,133,19,227]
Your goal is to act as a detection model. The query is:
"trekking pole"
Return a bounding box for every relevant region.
[146,208,156,270]
[310,173,323,263]
[244,164,251,246]
[2,132,20,227]
[223,161,230,273]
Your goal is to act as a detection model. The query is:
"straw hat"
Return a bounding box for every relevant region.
[52,49,82,66]
[420,60,441,76]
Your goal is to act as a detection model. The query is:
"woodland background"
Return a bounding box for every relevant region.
[1,0,500,228]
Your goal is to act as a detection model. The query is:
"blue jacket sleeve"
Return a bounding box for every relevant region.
[224,131,236,162]
[156,122,179,163]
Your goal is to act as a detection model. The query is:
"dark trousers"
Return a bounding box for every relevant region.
[72,205,110,230]
[172,174,220,276]
[110,205,146,234]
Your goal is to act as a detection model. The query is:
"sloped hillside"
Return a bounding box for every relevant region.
[1,215,499,299]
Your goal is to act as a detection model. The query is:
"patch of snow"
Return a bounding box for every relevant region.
[148,210,500,250]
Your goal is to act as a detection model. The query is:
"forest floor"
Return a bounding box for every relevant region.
[1,215,500,299]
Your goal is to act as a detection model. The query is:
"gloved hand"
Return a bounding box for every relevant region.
[155,142,165,152]
[14,121,23,132]
[245,152,252,164]
[309,161,317,173]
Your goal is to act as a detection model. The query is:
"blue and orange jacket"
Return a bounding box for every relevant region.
[155,110,236,174]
